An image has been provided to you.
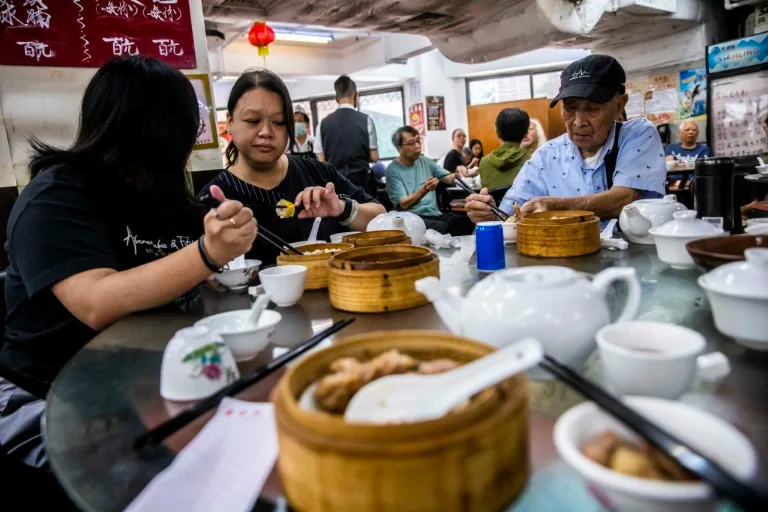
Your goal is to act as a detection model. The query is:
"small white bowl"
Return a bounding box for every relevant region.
[196,309,282,361]
[502,222,517,243]
[160,326,240,401]
[214,259,262,289]
[258,265,307,307]
[756,165,768,175]
[330,231,360,244]
[745,224,768,235]
[554,397,758,512]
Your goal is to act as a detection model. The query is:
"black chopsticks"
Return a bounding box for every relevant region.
[453,178,509,221]
[539,354,768,510]
[134,318,355,449]
[257,225,303,256]
[198,194,303,256]
[197,194,302,214]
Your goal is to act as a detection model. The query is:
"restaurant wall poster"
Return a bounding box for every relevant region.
[679,68,707,121]
[628,74,679,125]
[187,74,219,151]
[0,0,197,69]
[408,103,426,137]
[426,96,446,131]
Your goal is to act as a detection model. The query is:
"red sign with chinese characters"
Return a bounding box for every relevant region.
[0,0,196,69]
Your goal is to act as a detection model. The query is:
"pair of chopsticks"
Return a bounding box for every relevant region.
[539,354,768,510]
[198,194,303,256]
[134,318,355,449]
[198,194,300,214]
[452,178,509,221]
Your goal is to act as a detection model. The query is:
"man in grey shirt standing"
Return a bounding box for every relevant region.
[316,76,379,192]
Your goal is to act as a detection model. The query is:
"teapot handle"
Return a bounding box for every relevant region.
[591,267,641,323]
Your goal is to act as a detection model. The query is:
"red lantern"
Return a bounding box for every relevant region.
[248,22,275,57]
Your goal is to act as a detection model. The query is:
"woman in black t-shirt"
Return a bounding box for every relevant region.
[0,57,257,473]
[443,128,469,174]
[199,69,386,265]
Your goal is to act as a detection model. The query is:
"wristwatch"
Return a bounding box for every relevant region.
[336,194,354,222]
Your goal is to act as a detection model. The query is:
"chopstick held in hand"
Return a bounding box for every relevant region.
[454,178,509,221]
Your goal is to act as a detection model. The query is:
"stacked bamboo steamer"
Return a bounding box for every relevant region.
[328,245,438,312]
[342,229,412,247]
[272,330,530,512]
[516,211,600,258]
[276,243,353,290]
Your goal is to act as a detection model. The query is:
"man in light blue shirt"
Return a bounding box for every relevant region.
[467,55,666,223]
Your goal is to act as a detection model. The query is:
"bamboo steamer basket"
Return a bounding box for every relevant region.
[272,330,530,512]
[327,247,438,312]
[276,243,353,290]
[516,210,601,258]
[342,229,412,247]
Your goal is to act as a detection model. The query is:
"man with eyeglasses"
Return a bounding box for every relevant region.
[466,55,666,224]
[387,126,475,235]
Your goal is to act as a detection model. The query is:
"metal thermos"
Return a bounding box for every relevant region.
[694,157,737,233]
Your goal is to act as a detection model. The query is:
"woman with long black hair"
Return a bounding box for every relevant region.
[200,69,386,265]
[0,57,256,481]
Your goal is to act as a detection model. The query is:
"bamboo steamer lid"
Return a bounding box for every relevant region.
[276,243,353,290]
[329,245,434,271]
[342,230,411,247]
[517,211,601,258]
[272,330,530,512]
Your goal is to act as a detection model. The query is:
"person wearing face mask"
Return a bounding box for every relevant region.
[465,55,666,223]
[290,111,316,159]
[199,69,385,265]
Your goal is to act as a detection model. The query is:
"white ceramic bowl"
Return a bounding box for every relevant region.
[652,234,727,269]
[597,322,705,399]
[258,265,307,307]
[756,165,768,175]
[214,259,262,289]
[330,231,360,244]
[195,309,282,361]
[502,222,517,243]
[554,397,758,512]
[160,326,240,401]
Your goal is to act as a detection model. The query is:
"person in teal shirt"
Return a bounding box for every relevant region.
[386,126,475,235]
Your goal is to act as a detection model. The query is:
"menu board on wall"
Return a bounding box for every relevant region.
[426,96,445,131]
[627,74,679,125]
[710,70,768,158]
[0,0,196,69]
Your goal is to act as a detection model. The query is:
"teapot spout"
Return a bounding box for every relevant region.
[414,277,464,335]
[622,204,652,238]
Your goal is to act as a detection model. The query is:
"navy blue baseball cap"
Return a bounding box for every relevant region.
[550,55,626,108]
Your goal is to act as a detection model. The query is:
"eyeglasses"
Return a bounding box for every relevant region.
[402,137,422,147]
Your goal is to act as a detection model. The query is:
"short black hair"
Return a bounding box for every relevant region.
[294,111,310,124]
[29,56,199,205]
[334,75,357,99]
[392,126,419,148]
[225,68,295,168]
[495,108,530,143]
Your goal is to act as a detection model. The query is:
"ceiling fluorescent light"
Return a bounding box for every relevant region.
[275,31,333,44]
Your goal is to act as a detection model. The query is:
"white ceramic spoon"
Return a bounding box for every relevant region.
[308,217,322,243]
[245,294,271,326]
[344,338,544,424]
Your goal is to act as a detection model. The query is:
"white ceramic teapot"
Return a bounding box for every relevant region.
[619,194,687,245]
[367,211,427,246]
[415,266,641,379]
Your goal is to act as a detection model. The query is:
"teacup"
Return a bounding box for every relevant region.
[160,326,240,401]
[596,321,730,399]
[258,265,307,307]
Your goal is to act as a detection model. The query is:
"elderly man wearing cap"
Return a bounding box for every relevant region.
[466,55,666,223]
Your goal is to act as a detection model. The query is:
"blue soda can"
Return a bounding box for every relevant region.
[475,221,505,272]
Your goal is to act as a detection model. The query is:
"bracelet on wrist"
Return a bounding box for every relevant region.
[198,235,223,273]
